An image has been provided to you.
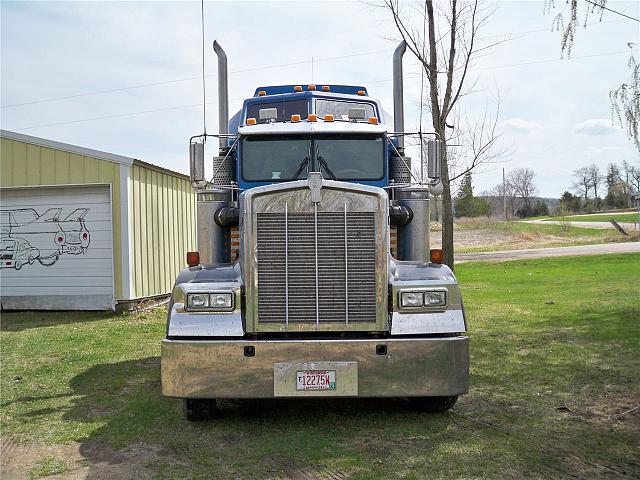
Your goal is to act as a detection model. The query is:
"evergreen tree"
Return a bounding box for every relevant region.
[454,172,490,218]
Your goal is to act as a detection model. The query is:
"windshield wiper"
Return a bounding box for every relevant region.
[292,156,311,180]
[317,155,337,180]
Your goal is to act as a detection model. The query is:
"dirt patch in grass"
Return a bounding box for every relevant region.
[1,436,174,480]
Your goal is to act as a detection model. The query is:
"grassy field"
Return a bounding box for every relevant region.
[2,254,639,479]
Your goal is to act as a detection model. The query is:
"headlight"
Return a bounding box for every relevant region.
[424,290,447,307]
[187,293,210,309]
[210,293,233,310]
[400,291,423,308]
[186,292,233,311]
[399,289,448,309]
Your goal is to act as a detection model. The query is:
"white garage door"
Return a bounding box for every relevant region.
[0,184,114,310]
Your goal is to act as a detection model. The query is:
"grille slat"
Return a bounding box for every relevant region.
[257,210,376,325]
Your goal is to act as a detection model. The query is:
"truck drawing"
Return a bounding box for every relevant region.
[0,237,40,270]
[161,41,469,420]
[0,207,91,268]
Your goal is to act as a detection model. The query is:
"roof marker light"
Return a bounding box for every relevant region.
[308,114,318,122]
[324,114,334,122]
[308,84,317,91]
[291,114,301,122]
[294,85,303,92]
[357,90,366,96]
[246,117,257,125]
[430,249,444,264]
[258,90,267,96]
[322,85,330,91]
[368,117,378,124]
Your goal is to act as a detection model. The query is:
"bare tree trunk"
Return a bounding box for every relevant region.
[440,146,454,267]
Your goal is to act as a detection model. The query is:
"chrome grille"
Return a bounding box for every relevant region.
[257,210,376,324]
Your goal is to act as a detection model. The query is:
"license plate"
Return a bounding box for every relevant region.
[63,245,82,254]
[296,370,336,391]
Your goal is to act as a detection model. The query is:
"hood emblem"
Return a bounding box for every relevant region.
[308,172,323,203]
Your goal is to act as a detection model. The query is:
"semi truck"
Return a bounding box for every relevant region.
[161,41,469,420]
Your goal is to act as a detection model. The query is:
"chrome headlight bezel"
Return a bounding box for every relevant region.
[398,288,448,310]
[185,292,234,312]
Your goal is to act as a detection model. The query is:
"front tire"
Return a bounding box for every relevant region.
[409,396,458,413]
[183,399,217,421]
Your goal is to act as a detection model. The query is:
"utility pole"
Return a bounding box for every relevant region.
[502,168,507,220]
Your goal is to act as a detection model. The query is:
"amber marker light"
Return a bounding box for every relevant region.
[357,90,366,96]
[308,114,318,122]
[257,90,267,96]
[186,251,200,267]
[294,85,303,92]
[308,84,317,91]
[291,114,301,122]
[430,249,444,264]
[324,114,334,122]
[368,117,378,124]
[246,117,257,125]
[322,85,330,91]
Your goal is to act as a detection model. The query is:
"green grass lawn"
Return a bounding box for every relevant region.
[545,213,639,223]
[2,254,639,479]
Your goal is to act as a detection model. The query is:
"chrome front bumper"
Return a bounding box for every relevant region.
[161,337,469,399]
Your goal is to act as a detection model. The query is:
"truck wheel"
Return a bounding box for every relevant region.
[183,399,217,421]
[409,396,458,413]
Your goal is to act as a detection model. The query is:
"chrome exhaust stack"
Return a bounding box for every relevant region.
[213,40,229,152]
[393,41,406,151]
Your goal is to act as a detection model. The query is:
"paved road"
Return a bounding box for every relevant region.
[455,242,640,263]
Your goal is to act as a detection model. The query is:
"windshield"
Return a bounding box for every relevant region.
[241,135,384,182]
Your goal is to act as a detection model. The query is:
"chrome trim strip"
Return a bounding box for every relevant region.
[314,202,319,328]
[344,202,349,326]
[285,202,289,330]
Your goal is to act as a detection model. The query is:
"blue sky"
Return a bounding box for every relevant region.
[2,0,639,197]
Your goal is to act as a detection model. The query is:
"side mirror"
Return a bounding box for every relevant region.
[189,142,205,185]
[427,139,443,179]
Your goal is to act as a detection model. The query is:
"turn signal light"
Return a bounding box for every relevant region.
[308,84,317,91]
[368,117,378,124]
[257,90,267,96]
[308,114,318,122]
[294,85,303,92]
[246,117,257,125]
[186,251,200,267]
[430,249,444,264]
[322,85,330,91]
[324,114,334,122]
[357,90,366,96]
[291,114,301,122]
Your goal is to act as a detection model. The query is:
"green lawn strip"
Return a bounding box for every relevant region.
[545,213,639,223]
[1,253,639,479]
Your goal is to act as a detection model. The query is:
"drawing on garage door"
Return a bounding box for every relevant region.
[0,207,91,270]
[0,185,114,311]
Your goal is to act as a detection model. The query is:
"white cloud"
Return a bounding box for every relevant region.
[501,118,542,134]
[573,118,617,136]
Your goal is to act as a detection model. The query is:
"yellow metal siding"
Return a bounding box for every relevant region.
[130,163,196,298]
[0,137,123,299]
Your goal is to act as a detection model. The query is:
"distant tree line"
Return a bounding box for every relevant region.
[560,161,640,213]
[453,169,548,219]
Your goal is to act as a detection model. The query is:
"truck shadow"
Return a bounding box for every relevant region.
[61,356,453,478]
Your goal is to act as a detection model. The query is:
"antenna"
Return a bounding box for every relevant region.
[200,0,207,136]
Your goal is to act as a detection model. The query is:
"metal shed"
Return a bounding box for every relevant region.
[0,130,196,310]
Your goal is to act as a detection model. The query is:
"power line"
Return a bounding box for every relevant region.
[1,50,389,109]
[3,17,627,110]
[584,0,639,22]
[10,49,632,131]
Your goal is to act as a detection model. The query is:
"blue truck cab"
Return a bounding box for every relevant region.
[227,84,393,191]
